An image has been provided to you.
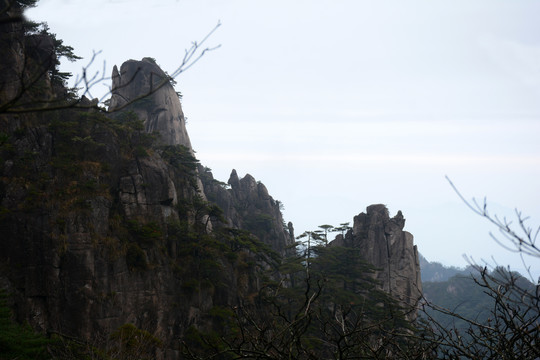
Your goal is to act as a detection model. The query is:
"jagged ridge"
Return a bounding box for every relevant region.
[0,14,422,355]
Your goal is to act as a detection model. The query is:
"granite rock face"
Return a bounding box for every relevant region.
[0,117,269,357]
[0,119,197,347]
[0,31,293,357]
[109,58,192,148]
[200,168,294,256]
[0,18,422,357]
[0,4,56,113]
[118,152,180,220]
[331,204,422,316]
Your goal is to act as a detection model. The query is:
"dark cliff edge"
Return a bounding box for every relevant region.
[0,8,422,358]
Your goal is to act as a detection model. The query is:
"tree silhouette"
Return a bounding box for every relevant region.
[411,178,540,359]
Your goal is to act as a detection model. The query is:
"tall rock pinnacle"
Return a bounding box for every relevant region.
[331,204,422,318]
[109,57,192,148]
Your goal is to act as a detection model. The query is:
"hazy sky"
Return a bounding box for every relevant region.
[27,0,540,279]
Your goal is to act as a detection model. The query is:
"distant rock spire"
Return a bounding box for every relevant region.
[109,58,192,149]
[331,204,422,319]
[228,169,240,188]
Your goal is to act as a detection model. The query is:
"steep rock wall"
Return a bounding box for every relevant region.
[331,204,422,316]
[109,58,192,148]
[200,168,294,256]
[0,44,285,356]
[0,113,274,357]
[0,17,422,356]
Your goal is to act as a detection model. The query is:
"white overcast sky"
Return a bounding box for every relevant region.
[27,0,540,279]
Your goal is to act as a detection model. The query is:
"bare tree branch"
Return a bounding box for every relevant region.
[0,9,221,115]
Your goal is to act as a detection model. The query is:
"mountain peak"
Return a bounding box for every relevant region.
[109,58,192,148]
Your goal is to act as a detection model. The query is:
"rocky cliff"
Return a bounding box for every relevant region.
[200,168,294,257]
[0,10,423,357]
[109,58,192,149]
[0,28,292,356]
[331,204,422,316]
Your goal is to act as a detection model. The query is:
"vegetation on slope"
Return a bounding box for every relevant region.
[182,241,428,360]
[0,291,51,360]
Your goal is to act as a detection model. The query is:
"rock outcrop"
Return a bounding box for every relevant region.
[200,168,293,256]
[109,58,192,148]
[331,204,422,316]
[0,6,56,113]
[0,36,293,356]
[0,14,422,357]
[0,115,273,357]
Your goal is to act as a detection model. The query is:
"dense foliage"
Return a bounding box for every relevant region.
[181,242,431,359]
[0,291,51,360]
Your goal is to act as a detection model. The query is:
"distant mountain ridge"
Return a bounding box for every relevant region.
[421,266,536,331]
[419,253,475,282]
